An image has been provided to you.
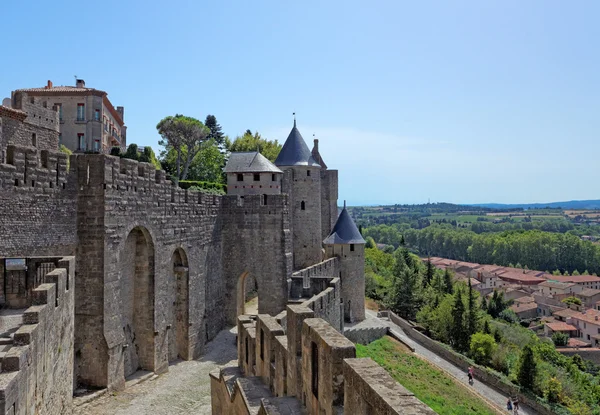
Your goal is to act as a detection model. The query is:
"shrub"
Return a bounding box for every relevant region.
[561,296,582,306]
[544,377,562,403]
[179,180,226,193]
[498,309,520,324]
[110,147,121,156]
[469,332,497,366]
[551,332,569,347]
[59,144,72,170]
[123,143,139,161]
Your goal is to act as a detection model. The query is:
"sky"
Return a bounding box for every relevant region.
[2,1,599,206]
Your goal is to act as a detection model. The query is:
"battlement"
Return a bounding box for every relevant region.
[10,92,60,133]
[222,194,288,212]
[0,145,69,191]
[0,256,74,414]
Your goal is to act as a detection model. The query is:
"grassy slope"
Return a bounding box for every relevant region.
[356,336,498,415]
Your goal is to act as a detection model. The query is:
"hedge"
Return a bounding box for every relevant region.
[178,180,227,192]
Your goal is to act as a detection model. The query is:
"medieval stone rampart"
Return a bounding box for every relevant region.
[0,256,75,415]
[0,145,75,257]
[211,304,435,415]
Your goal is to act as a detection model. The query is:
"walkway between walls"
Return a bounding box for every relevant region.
[74,327,238,415]
[365,309,534,415]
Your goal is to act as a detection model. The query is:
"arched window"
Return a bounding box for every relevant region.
[301,201,305,210]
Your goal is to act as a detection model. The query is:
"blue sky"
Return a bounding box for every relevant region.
[3,1,599,205]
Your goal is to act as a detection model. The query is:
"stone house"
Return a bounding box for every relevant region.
[224,151,282,196]
[13,79,126,153]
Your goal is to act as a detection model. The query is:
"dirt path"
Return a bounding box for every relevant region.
[75,327,237,415]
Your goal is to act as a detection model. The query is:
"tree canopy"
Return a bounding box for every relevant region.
[228,130,282,162]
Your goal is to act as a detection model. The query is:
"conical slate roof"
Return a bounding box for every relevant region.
[323,201,365,245]
[274,120,321,167]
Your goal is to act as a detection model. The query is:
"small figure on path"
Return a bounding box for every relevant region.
[506,398,512,411]
[467,366,474,385]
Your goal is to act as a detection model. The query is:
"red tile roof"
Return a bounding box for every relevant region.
[497,270,544,284]
[514,296,536,304]
[547,275,600,284]
[553,308,579,319]
[546,322,578,332]
[571,309,600,326]
[567,338,590,347]
[510,302,538,314]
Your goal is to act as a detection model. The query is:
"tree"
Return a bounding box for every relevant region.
[123,143,139,161]
[498,309,519,324]
[424,259,435,288]
[480,295,488,312]
[228,130,282,162]
[451,288,469,352]
[482,319,491,335]
[157,115,210,181]
[161,140,226,184]
[561,296,582,306]
[443,268,453,294]
[544,377,562,403]
[365,237,376,249]
[139,146,161,170]
[469,332,497,365]
[517,344,537,390]
[204,115,225,147]
[59,144,72,170]
[387,250,421,320]
[466,278,479,337]
[571,354,586,371]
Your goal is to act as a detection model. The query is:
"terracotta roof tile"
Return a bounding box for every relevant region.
[546,322,578,332]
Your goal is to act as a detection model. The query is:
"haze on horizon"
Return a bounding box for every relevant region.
[2,0,598,206]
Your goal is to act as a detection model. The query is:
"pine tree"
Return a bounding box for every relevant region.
[517,345,537,390]
[443,268,454,294]
[480,295,488,312]
[451,288,468,352]
[205,115,225,146]
[466,278,478,337]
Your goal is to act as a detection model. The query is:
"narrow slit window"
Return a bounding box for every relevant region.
[311,342,319,398]
[260,329,265,360]
[301,201,305,210]
[350,244,355,252]
[272,173,276,181]
[263,194,268,205]
[307,170,311,177]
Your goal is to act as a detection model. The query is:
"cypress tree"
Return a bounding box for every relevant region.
[424,259,435,288]
[483,319,491,334]
[451,288,468,352]
[443,268,454,294]
[480,295,488,312]
[204,115,225,146]
[517,345,537,390]
[466,278,478,337]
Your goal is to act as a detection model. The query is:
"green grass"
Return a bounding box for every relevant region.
[356,337,498,415]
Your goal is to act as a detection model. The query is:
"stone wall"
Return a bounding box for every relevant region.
[281,167,322,270]
[386,310,557,415]
[289,258,338,299]
[326,243,365,322]
[319,169,338,241]
[213,305,435,415]
[222,194,292,324]
[1,93,60,159]
[0,256,75,415]
[73,153,225,390]
[344,325,389,345]
[0,145,76,258]
[301,278,343,333]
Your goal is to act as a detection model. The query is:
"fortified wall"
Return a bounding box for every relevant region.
[0,256,75,415]
[210,305,436,415]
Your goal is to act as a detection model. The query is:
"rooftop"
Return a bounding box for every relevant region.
[274,120,320,167]
[323,202,365,245]
[570,309,600,325]
[546,275,600,284]
[539,280,576,289]
[552,308,579,319]
[510,302,538,314]
[497,270,545,284]
[578,288,600,297]
[546,322,578,332]
[223,152,283,173]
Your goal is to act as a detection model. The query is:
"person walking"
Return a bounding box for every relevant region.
[468,366,474,385]
[506,398,512,411]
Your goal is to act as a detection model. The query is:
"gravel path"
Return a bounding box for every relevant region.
[367,310,533,415]
[75,326,237,415]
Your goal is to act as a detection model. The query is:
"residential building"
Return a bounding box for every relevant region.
[13,79,126,153]
[544,322,578,338]
[541,274,600,290]
[510,302,538,319]
[538,280,583,297]
[575,289,600,308]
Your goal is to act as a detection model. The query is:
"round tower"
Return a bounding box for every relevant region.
[275,119,322,270]
[323,201,366,323]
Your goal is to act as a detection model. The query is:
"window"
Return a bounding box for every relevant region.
[78,133,85,150]
[77,103,85,121]
[350,244,355,252]
[237,173,244,182]
[301,201,305,210]
[307,170,311,177]
[253,173,260,181]
[31,133,37,147]
[245,337,249,364]
[311,342,319,398]
[588,334,591,340]
[260,329,265,360]
[263,194,267,205]
[55,103,62,121]
[94,109,100,121]
[272,174,276,181]
[93,139,100,152]
[58,133,62,145]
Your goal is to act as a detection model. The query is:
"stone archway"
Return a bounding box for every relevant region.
[169,248,189,361]
[236,272,258,317]
[122,227,155,377]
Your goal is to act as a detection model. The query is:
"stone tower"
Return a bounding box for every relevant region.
[275,120,322,270]
[324,201,366,322]
[311,138,338,241]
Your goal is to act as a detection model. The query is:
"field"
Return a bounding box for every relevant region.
[356,336,498,415]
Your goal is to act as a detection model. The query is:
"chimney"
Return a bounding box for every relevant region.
[117,106,124,122]
[76,79,85,88]
[313,139,319,152]
[46,80,53,89]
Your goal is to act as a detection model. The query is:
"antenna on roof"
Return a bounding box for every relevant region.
[344,200,347,209]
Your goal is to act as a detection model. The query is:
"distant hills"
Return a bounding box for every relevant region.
[468,200,600,210]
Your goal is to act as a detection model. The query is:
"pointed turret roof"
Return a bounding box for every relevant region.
[223,151,282,173]
[274,120,321,167]
[323,201,365,245]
